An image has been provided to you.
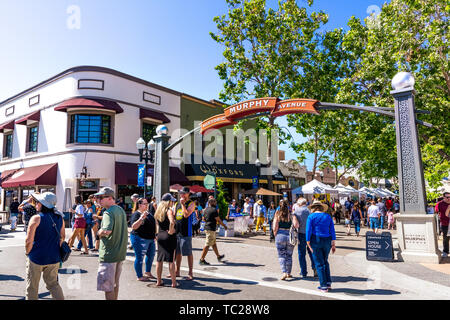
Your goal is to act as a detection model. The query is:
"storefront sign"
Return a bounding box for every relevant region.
[252,176,259,189]
[200,114,236,135]
[78,179,99,190]
[271,99,319,117]
[224,97,278,121]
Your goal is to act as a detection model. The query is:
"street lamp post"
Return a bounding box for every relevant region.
[255,158,261,189]
[152,125,171,203]
[136,137,155,198]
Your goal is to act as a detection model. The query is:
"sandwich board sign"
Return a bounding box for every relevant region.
[366,231,394,262]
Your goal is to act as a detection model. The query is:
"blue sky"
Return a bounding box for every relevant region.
[0,0,387,169]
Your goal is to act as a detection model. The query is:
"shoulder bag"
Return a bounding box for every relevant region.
[49,213,71,263]
[289,214,298,246]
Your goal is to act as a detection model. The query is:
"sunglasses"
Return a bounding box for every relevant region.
[98,195,111,200]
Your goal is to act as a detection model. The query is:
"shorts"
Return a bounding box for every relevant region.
[97,261,123,292]
[205,230,217,247]
[176,235,193,256]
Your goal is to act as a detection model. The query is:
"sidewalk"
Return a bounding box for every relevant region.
[4,222,450,300]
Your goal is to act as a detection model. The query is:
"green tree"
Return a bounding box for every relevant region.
[215,179,229,220]
[337,0,449,194]
[210,0,328,193]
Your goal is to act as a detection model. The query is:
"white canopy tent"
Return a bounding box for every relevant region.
[334,183,360,201]
[358,187,376,197]
[291,179,338,201]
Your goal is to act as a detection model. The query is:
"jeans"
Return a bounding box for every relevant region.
[130,233,156,278]
[269,219,274,239]
[353,219,361,234]
[10,215,17,230]
[442,225,449,254]
[379,216,385,230]
[310,235,332,289]
[297,232,315,276]
[370,217,378,230]
[77,224,94,249]
[275,229,294,274]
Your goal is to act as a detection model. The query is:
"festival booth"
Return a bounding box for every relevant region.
[358,187,376,200]
[232,187,282,234]
[334,183,360,202]
[291,179,338,203]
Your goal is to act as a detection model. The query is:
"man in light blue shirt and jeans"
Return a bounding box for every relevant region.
[292,198,316,278]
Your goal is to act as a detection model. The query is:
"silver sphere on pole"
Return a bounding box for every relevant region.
[156,125,169,136]
[391,72,415,90]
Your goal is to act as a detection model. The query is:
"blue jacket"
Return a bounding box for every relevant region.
[306,211,336,242]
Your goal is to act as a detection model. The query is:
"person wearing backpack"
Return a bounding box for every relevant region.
[25,192,65,300]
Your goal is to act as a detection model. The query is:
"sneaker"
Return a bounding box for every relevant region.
[217,254,225,262]
[199,259,210,266]
[317,287,328,293]
[442,252,449,258]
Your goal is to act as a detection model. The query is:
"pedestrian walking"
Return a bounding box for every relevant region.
[437,192,450,258]
[25,192,65,300]
[292,198,316,278]
[344,210,351,235]
[130,198,156,281]
[332,199,342,225]
[273,201,299,280]
[154,193,178,288]
[377,198,387,230]
[192,200,202,237]
[19,195,38,234]
[77,200,95,251]
[387,208,395,230]
[255,200,267,233]
[9,197,20,231]
[367,200,381,233]
[350,203,363,236]
[175,187,196,280]
[306,200,336,293]
[95,187,129,300]
[68,195,89,254]
[267,202,276,242]
[199,198,227,265]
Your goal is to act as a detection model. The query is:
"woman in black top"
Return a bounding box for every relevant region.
[130,198,156,281]
[154,193,177,287]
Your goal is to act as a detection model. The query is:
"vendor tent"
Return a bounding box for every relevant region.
[291,179,338,198]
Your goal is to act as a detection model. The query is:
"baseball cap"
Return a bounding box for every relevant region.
[162,193,177,202]
[179,187,191,195]
[94,187,115,198]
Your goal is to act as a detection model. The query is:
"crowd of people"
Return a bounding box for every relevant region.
[10,186,450,299]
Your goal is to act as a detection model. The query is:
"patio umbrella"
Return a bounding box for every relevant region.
[243,187,282,196]
[169,184,183,192]
[190,185,214,193]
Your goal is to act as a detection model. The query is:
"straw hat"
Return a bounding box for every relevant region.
[308,200,328,212]
[257,199,263,205]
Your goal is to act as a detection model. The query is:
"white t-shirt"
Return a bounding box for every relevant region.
[243,203,251,215]
[368,205,380,218]
[253,203,261,217]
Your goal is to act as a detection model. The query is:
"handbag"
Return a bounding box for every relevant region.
[289,218,298,246]
[49,214,71,263]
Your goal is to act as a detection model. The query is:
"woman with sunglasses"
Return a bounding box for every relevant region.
[130,198,157,281]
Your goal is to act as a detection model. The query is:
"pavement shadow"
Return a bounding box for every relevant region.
[336,245,365,251]
[176,277,254,295]
[330,288,401,296]
[221,261,265,268]
[0,274,24,281]
[17,291,52,300]
[58,268,88,274]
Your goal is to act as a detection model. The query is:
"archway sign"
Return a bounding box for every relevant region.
[200,97,319,134]
[155,73,440,264]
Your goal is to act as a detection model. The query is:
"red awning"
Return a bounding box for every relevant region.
[0,163,58,188]
[15,110,41,125]
[55,98,124,114]
[139,108,170,123]
[190,185,213,193]
[115,162,190,186]
[0,120,15,133]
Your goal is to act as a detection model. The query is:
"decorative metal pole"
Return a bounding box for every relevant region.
[391,72,440,263]
[153,125,171,203]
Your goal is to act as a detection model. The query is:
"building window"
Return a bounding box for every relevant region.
[4,133,13,158]
[142,122,157,143]
[70,114,111,144]
[27,126,38,153]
